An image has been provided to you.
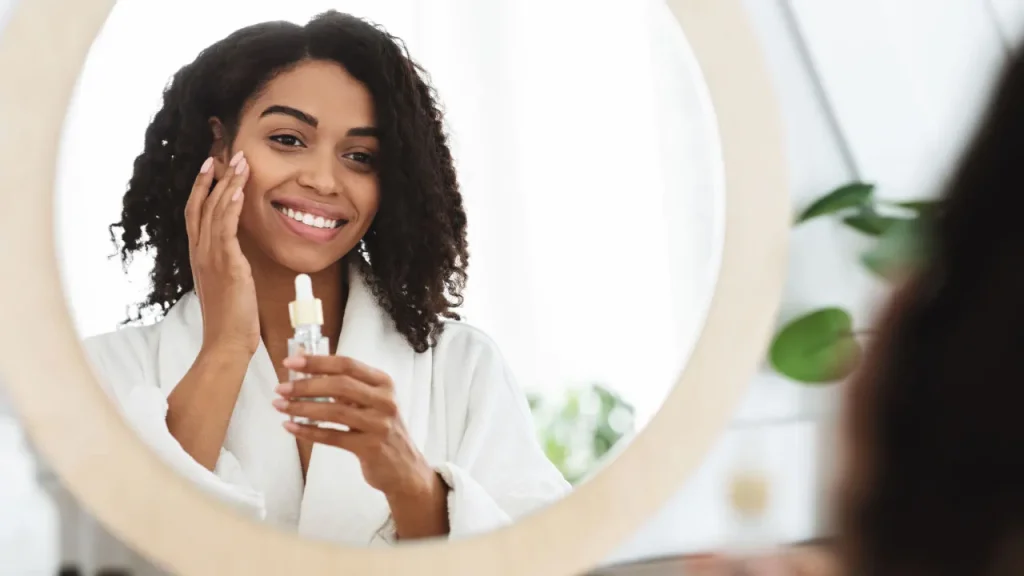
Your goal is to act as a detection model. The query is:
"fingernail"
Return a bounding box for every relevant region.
[200,157,213,174]
[283,356,306,369]
[229,150,243,167]
[234,157,247,175]
[275,383,292,395]
[231,188,243,202]
[271,398,288,410]
[283,421,300,432]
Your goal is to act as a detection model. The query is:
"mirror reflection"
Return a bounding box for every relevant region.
[55,0,723,545]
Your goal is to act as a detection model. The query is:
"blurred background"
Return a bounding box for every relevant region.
[4,0,1024,574]
[607,0,1024,565]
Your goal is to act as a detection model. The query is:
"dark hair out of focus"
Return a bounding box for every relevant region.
[839,46,1024,576]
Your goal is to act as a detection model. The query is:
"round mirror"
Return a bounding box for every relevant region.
[0,0,787,573]
[56,0,723,545]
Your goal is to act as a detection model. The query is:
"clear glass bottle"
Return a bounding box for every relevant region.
[287,274,332,426]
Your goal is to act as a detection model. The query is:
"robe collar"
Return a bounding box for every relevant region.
[154,262,431,545]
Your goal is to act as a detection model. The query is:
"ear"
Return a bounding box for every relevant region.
[208,117,229,176]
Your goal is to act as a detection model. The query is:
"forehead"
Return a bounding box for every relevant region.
[246,60,375,128]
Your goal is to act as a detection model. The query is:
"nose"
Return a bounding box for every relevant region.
[296,151,338,196]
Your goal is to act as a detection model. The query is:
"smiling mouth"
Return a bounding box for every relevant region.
[272,202,347,230]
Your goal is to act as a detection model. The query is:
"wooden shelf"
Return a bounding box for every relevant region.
[588,540,838,576]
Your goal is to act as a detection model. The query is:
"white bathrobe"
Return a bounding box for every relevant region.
[81,268,571,546]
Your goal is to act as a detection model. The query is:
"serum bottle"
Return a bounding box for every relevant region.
[287,273,331,425]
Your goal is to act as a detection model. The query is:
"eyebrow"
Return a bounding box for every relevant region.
[259,105,378,137]
[261,105,318,127]
[346,126,378,138]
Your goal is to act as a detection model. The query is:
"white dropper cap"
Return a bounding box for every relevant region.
[288,273,324,327]
[295,273,314,302]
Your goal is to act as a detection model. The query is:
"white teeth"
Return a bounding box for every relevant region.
[275,205,342,229]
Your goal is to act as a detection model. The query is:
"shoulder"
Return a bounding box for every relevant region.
[432,320,508,369]
[430,320,524,400]
[430,321,538,435]
[81,323,162,390]
[81,293,195,373]
[82,322,160,360]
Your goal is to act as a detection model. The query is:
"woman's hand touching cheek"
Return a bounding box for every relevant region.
[185,151,260,358]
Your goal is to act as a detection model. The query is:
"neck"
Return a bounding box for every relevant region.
[243,249,347,374]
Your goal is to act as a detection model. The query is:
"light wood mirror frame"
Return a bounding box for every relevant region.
[0,0,789,574]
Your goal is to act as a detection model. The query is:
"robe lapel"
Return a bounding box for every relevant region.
[154,291,305,529]
[150,265,433,544]
[297,264,432,545]
[154,291,203,396]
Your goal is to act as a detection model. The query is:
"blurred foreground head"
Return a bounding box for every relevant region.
[839,46,1024,576]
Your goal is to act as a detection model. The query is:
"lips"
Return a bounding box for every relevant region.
[270,199,349,244]
[273,203,345,229]
[271,194,349,217]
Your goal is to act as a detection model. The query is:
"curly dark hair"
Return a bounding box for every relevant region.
[838,44,1024,576]
[110,11,468,353]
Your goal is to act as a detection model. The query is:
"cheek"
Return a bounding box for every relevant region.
[241,135,301,179]
[236,177,266,226]
[240,151,294,210]
[351,177,381,219]
[236,166,280,232]
[242,148,285,192]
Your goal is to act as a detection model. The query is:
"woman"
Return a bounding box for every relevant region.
[83,11,570,545]
[835,43,1024,576]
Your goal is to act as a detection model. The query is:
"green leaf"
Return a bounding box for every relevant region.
[561,393,580,420]
[543,435,568,470]
[895,199,942,216]
[796,182,874,225]
[842,212,908,236]
[860,218,929,282]
[769,307,862,384]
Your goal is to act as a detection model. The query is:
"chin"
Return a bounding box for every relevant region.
[270,247,346,275]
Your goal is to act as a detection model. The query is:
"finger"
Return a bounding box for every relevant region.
[200,151,246,238]
[214,165,248,244]
[273,398,388,434]
[199,150,246,253]
[185,157,215,249]
[283,420,360,451]
[283,355,392,388]
[276,375,392,411]
[212,153,249,225]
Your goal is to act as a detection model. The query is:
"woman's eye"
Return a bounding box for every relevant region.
[270,134,304,148]
[344,151,375,165]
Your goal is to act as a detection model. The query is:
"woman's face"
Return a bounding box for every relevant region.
[216,59,380,274]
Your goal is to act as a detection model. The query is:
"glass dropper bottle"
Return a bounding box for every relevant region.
[287,273,332,425]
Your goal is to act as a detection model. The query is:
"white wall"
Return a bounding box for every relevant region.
[1,0,1020,572]
[607,0,1019,564]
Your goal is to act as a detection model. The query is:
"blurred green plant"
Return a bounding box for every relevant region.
[527,383,636,484]
[768,182,941,385]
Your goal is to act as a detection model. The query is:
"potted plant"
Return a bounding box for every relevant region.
[769,182,940,384]
[527,383,636,484]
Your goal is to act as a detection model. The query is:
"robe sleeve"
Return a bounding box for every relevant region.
[81,331,267,520]
[429,326,573,539]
